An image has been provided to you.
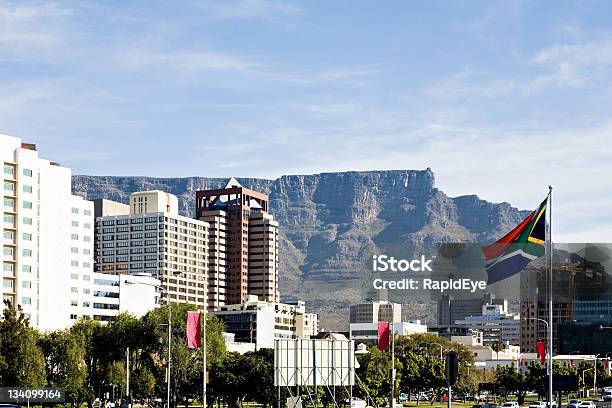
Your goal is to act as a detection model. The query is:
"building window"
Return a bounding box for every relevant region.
[21,297,31,305]
[83,236,91,242]
[2,263,13,273]
[82,275,90,281]
[71,234,78,240]
[71,273,78,280]
[84,209,91,216]
[82,262,91,268]
[3,165,14,176]
[84,223,91,229]
[71,260,78,267]
[22,265,31,273]
[71,287,78,293]
[23,169,32,177]
[3,278,13,289]
[4,197,15,210]
[71,208,79,214]
[3,182,14,192]
[70,300,78,306]
[23,201,33,209]
[22,281,31,289]
[22,233,32,241]
[3,214,15,227]
[83,249,91,255]
[22,249,32,257]
[3,231,14,241]
[71,247,78,253]
[23,185,32,193]
[71,221,79,227]
[23,217,32,225]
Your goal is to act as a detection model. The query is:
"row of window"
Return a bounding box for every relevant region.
[71,208,92,216]
[2,263,32,273]
[3,166,32,177]
[3,214,33,227]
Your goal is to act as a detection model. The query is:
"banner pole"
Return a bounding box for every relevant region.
[548,185,553,408]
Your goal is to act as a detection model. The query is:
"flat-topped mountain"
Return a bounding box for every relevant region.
[72,169,527,329]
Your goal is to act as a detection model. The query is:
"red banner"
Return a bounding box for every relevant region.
[378,322,390,351]
[187,311,201,349]
[605,358,609,370]
[537,341,546,364]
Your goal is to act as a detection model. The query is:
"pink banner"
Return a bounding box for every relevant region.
[187,311,201,349]
[378,322,390,351]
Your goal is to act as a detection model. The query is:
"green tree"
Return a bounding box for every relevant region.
[40,329,92,407]
[355,346,401,406]
[494,364,528,404]
[0,301,46,386]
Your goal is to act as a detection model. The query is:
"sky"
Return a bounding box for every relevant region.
[1,0,611,241]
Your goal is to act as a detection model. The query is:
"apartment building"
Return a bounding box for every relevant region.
[94,191,209,309]
[1,134,95,330]
[195,178,279,305]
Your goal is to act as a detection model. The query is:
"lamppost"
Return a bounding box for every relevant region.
[523,317,551,407]
[126,279,172,408]
[594,354,601,397]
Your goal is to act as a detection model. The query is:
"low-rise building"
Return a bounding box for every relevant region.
[349,320,427,342]
[211,295,318,349]
[454,301,520,348]
[92,273,159,322]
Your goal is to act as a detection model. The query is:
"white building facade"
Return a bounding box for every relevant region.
[1,134,95,330]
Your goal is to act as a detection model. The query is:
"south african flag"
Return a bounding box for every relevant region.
[483,198,547,284]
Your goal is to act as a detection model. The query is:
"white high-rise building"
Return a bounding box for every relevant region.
[1,134,95,330]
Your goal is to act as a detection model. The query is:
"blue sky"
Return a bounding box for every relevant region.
[1,0,612,241]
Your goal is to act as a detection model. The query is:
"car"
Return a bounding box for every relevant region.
[503,402,520,408]
[567,399,582,408]
[398,394,409,403]
[528,402,546,408]
[603,391,612,402]
[578,402,596,408]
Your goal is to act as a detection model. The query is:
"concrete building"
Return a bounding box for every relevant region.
[94,191,209,309]
[91,273,159,322]
[349,320,427,342]
[211,295,318,350]
[454,301,521,347]
[349,301,402,323]
[1,134,95,330]
[195,178,279,305]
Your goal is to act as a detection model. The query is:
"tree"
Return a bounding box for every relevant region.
[0,301,46,387]
[40,329,92,407]
[355,346,401,406]
[491,340,505,354]
[494,364,528,404]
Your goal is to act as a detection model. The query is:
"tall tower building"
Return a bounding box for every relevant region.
[94,191,209,309]
[195,178,279,306]
[1,134,95,330]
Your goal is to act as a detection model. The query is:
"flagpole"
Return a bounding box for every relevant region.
[548,185,553,408]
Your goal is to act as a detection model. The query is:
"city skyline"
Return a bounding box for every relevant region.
[1,1,611,242]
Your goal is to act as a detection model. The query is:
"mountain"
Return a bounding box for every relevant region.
[72,169,529,329]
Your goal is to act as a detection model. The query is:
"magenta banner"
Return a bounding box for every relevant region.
[186,311,201,349]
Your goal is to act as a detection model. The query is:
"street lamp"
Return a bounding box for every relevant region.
[523,317,552,407]
[126,279,171,408]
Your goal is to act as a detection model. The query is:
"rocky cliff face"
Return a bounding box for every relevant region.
[72,169,528,329]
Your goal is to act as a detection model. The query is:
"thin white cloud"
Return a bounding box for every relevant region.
[195,0,301,20]
[0,2,72,51]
